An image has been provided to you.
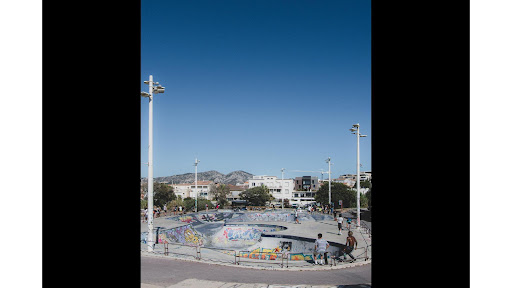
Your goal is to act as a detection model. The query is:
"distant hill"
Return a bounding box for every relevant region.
[154,170,253,185]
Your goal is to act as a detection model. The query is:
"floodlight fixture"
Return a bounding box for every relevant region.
[141,91,150,97]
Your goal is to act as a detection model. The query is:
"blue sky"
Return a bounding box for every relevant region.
[141,0,371,179]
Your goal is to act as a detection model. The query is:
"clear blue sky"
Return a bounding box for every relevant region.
[141,0,371,179]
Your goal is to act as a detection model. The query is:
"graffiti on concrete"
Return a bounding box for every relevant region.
[176,215,200,224]
[239,247,282,260]
[223,227,262,241]
[289,253,314,261]
[201,213,225,222]
[158,224,203,246]
[246,212,291,222]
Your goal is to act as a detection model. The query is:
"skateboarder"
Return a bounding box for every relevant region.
[342,230,358,262]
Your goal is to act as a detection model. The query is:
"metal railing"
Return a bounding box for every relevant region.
[146,240,369,267]
[161,241,201,260]
[197,246,238,265]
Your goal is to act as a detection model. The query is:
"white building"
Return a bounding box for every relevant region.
[170,181,214,200]
[248,175,294,201]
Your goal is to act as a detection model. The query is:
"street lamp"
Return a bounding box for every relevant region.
[350,123,366,229]
[194,158,200,213]
[325,157,332,208]
[141,75,165,252]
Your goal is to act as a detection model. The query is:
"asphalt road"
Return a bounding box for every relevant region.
[141,256,371,286]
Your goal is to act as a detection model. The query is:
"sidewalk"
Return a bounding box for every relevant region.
[142,278,372,288]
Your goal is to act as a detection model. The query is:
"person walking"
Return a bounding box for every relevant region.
[337,214,344,234]
[346,217,352,230]
[313,233,330,265]
[342,230,358,262]
[294,208,301,224]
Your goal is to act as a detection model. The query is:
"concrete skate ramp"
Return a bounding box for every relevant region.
[168,211,334,225]
[204,224,287,248]
[156,223,287,248]
[157,224,204,246]
[151,222,346,261]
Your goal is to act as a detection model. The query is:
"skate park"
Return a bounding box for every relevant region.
[140,208,372,270]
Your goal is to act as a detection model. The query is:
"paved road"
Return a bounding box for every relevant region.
[142,256,371,287]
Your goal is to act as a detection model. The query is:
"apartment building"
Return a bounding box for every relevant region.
[248,175,294,201]
[293,176,320,192]
[170,181,214,200]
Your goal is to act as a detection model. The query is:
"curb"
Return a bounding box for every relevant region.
[141,251,371,271]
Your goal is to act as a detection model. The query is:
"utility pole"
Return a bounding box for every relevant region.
[326,157,332,207]
[141,75,165,252]
[281,168,285,210]
[350,123,366,230]
[194,158,200,213]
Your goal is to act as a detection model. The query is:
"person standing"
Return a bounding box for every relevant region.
[294,208,301,224]
[342,230,358,262]
[313,233,330,265]
[205,203,208,211]
[163,204,167,216]
[337,214,344,234]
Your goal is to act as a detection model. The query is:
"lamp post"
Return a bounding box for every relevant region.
[325,157,332,208]
[281,168,285,210]
[350,123,366,229]
[194,158,200,213]
[141,75,165,252]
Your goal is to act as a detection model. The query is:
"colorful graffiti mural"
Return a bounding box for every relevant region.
[289,253,314,261]
[158,224,203,246]
[223,227,261,241]
[176,215,201,224]
[239,247,282,260]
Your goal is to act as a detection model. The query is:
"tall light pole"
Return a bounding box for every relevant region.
[350,123,366,229]
[141,75,165,252]
[281,168,285,210]
[325,157,332,207]
[194,158,200,213]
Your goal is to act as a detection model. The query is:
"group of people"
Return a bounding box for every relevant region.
[313,230,358,265]
[312,212,357,265]
[305,204,335,215]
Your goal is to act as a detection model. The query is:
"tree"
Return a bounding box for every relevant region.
[240,185,272,206]
[314,182,357,208]
[183,197,213,212]
[366,188,371,208]
[283,198,290,208]
[152,182,176,208]
[360,180,372,189]
[210,184,230,208]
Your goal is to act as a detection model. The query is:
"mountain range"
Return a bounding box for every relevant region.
[153,170,253,185]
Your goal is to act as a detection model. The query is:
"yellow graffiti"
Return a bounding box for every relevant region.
[184,229,202,245]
